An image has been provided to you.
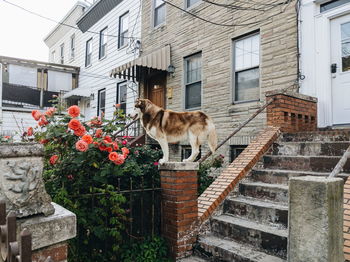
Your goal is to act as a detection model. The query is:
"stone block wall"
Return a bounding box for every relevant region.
[140,0,298,161]
[266,91,317,132]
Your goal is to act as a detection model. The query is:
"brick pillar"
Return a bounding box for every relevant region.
[159,162,199,260]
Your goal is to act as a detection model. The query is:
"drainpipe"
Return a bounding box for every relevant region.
[0,63,3,134]
[40,69,44,108]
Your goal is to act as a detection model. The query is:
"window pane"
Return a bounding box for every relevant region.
[235,34,259,71]
[235,68,259,101]
[341,22,350,72]
[187,0,200,8]
[154,4,165,26]
[186,82,201,109]
[186,55,201,84]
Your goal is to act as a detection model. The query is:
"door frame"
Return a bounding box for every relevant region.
[313,2,350,127]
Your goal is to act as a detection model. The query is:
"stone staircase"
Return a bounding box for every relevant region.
[192,131,350,262]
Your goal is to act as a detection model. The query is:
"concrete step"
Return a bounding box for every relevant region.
[223,196,288,228]
[239,182,288,203]
[199,234,286,262]
[280,131,350,142]
[263,155,350,172]
[210,215,287,258]
[271,141,350,156]
[178,256,209,262]
[249,168,330,185]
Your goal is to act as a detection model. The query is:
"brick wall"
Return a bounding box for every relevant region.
[159,162,199,259]
[140,0,298,161]
[266,91,317,132]
[198,126,280,221]
[32,242,68,262]
[343,178,350,261]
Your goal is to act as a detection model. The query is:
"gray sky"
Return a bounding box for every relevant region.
[0,0,86,62]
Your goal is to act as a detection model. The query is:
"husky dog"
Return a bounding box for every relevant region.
[130,98,217,163]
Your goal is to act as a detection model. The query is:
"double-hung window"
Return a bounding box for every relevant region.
[154,0,165,27]
[98,89,106,116]
[184,53,202,109]
[186,0,200,8]
[99,27,108,59]
[118,13,129,48]
[85,38,93,67]
[70,34,75,59]
[60,44,64,64]
[233,33,260,102]
[117,82,127,113]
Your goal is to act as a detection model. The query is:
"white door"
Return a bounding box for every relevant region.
[331,14,350,125]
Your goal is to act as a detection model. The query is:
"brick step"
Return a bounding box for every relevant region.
[249,169,331,185]
[263,155,350,172]
[280,131,350,142]
[223,197,288,228]
[199,234,286,262]
[239,182,288,203]
[210,215,287,258]
[271,141,350,156]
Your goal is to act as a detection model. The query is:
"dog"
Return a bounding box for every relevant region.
[130,98,217,163]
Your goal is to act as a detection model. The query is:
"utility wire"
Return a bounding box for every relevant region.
[1,0,139,40]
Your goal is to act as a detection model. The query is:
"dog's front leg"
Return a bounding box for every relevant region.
[157,138,169,164]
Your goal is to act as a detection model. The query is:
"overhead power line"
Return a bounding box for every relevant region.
[1,0,140,40]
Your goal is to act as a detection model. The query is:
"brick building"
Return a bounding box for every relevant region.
[111,0,298,161]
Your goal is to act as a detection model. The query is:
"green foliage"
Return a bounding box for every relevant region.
[198,154,224,195]
[28,99,163,262]
[0,135,13,143]
[120,236,170,262]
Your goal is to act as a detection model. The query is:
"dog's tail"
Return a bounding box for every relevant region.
[208,123,217,154]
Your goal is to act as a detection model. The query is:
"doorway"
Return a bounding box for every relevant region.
[145,72,166,109]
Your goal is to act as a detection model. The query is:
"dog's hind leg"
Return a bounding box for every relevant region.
[158,137,169,164]
[183,132,200,162]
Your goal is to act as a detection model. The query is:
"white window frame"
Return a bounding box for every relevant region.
[60,44,64,64]
[70,34,75,60]
[117,81,128,113]
[98,89,106,117]
[99,27,108,59]
[232,32,261,103]
[153,0,166,28]
[118,12,129,48]
[184,52,202,110]
[51,50,56,63]
[85,38,93,67]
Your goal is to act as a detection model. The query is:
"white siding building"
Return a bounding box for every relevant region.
[44,0,141,120]
[299,0,350,127]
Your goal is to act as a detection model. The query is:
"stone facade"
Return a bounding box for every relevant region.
[140,0,298,161]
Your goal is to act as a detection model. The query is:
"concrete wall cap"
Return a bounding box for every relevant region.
[265,90,318,103]
[0,143,43,158]
[158,162,199,171]
[289,175,343,183]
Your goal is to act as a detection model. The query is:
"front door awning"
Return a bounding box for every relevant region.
[110,45,171,81]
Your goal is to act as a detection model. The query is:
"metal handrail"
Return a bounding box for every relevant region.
[328,144,350,178]
[198,97,276,163]
[113,119,139,137]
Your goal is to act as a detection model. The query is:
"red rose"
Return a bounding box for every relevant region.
[112,142,119,150]
[95,129,103,138]
[31,110,41,121]
[38,115,49,126]
[27,127,33,136]
[75,140,88,152]
[50,155,59,165]
[104,136,112,143]
[122,140,127,146]
[67,105,80,118]
[113,154,125,165]
[108,152,118,161]
[82,134,93,144]
[121,147,129,156]
[68,119,82,131]
[45,107,56,117]
[74,125,86,137]
[39,139,49,144]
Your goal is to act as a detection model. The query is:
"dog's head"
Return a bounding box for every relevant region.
[129,98,151,120]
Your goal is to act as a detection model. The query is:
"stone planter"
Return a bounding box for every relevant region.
[0,143,54,217]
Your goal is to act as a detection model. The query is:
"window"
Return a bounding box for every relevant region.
[154,0,165,27]
[85,38,93,67]
[230,145,247,163]
[70,34,75,59]
[233,33,260,102]
[72,73,78,89]
[97,89,106,116]
[60,44,64,64]
[320,0,350,13]
[51,51,56,63]
[99,27,108,59]
[118,13,129,48]
[181,146,201,161]
[184,53,202,109]
[117,82,127,113]
[186,0,200,8]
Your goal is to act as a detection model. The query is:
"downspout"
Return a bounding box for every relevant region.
[295,0,305,93]
[0,63,3,134]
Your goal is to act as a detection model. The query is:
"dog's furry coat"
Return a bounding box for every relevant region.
[131,99,217,163]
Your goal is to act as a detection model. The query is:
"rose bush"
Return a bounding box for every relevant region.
[24,99,162,262]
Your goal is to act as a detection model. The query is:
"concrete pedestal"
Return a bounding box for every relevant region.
[288,176,344,262]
